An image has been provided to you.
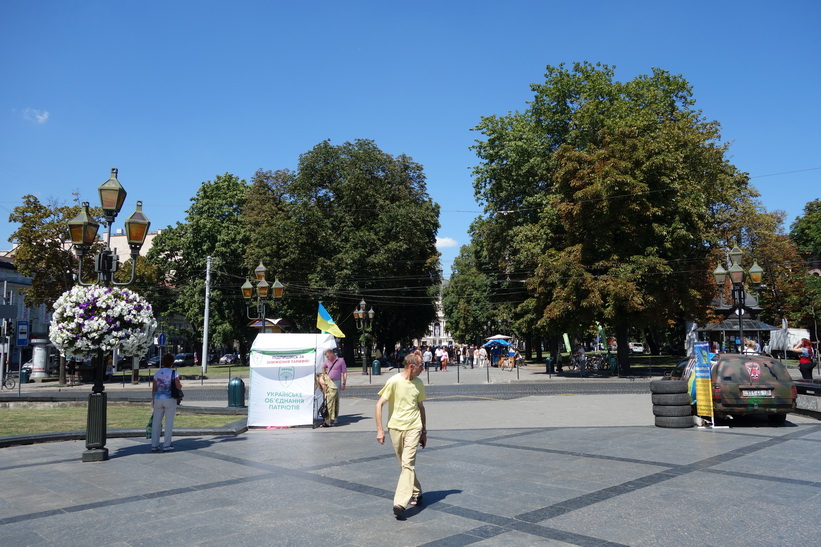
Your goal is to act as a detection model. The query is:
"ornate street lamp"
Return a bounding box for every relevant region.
[241,262,283,333]
[68,169,150,287]
[66,168,150,462]
[713,245,764,353]
[354,298,375,374]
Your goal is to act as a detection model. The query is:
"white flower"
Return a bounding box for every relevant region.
[49,285,157,359]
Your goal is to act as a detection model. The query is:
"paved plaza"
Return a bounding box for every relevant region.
[1,365,819,546]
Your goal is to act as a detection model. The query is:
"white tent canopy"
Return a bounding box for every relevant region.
[248,333,336,428]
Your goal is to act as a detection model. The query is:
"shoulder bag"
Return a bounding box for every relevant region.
[170,370,184,404]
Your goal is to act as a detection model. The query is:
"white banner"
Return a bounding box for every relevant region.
[248,352,315,427]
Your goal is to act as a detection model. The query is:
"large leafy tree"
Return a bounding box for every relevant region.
[791,199,821,257]
[8,195,92,308]
[250,139,441,356]
[790,199,821,336]
[147,174,251,357]
[441,241,494,344]
[469,62,754,370]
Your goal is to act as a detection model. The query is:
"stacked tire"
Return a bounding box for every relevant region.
[650,379,693,428]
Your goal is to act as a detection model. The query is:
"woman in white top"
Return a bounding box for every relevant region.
[151,353,183,452]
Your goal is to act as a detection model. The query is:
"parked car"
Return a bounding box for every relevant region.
[219,353,238,364]
[628,342,645,354]
[116,356,148,370]
[22,359,59,376]
[147,355,162,367]
[672,354,796,424]
[173,353,196,367]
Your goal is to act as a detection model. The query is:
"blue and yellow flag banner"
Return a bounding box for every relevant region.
[693,341,713,418]
[317,302,345,338]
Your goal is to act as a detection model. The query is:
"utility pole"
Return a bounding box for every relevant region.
[201,256,212,380]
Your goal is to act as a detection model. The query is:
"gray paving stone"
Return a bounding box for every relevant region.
[1,393,819,546]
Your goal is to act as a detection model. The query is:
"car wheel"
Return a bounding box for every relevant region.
[651,393,692,406]
[654,415,694,428]
[767,414,788,425]
[653,405,693,417]
[649,379,688,394]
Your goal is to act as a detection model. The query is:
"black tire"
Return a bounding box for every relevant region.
[655,415,694,428]
[653,405,693,417]
[651,392,692,406]
[650,379,688,394]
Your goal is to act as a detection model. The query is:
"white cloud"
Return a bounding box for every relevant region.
[436,237,459,249]
[23,108,50,124]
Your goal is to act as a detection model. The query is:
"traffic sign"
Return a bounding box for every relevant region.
[158,332,166,346]
[17,320,29,347]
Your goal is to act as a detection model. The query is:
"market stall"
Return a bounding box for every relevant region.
[248,333,336,428]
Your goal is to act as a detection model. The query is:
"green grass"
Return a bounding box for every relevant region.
[0,406,237,437]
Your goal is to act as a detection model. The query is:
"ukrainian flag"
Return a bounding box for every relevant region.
[317,302,346,338]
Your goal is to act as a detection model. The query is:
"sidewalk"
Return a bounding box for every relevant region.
[10,361,663,394]
[1,363,819,545]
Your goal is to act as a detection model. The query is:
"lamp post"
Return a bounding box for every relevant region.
[241,262,284,333]
[354,298,375,375]
[713,245,764,353]
[66,168,150,462]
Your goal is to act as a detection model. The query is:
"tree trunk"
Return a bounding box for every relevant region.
[645,328,659,356]
[616,324,631,375]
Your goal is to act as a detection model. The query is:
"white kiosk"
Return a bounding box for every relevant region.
[248,333,336,428]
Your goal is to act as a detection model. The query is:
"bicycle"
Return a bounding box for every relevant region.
[2,371,16,390]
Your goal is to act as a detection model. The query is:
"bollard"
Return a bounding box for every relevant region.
[545,357,554,375]
[228,377,246,408]
[372,359,381,376]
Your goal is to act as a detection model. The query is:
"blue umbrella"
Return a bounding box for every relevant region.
[482,339,511,348]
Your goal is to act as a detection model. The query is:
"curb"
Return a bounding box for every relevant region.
[0,418,248,449]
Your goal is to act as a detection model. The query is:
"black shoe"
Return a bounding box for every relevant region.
[393,505,405,518]
[410,493,423,506]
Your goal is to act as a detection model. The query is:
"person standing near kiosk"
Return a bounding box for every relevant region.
[322,349,347,425]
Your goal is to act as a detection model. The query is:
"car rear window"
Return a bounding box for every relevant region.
[717,357,790,382]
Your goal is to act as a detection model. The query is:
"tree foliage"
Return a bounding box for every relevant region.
[789,199,821,335]
[462,62,756,369]
[441,240,494,344]
[790,199,821,257]
[8,195,95,308]
[246,140,441,353]
[147,173,251,354]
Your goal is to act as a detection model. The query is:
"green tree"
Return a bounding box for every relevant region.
[441,241,494,344]
[255,139,441,355]
[791,199,821,256]
[147,174,251,357]
[8,195,91,308]
[471,62,754,370]
[790,199,821,335]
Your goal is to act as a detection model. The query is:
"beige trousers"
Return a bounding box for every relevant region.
[389,428,422,508]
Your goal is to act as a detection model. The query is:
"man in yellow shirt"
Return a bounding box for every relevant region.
[375,353,427,519]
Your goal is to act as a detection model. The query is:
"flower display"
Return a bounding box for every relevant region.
[49,285,157,358]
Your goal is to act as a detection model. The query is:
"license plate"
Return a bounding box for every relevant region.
[742,389,772,397]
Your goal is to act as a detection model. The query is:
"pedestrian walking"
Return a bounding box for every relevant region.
[375,353,427,519]
[322,349,347,425]
[151,353,182,452]
[422,346,432,371]
[477,346,488,367]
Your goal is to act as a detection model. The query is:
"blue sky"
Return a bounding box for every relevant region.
[2,1,819,277]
